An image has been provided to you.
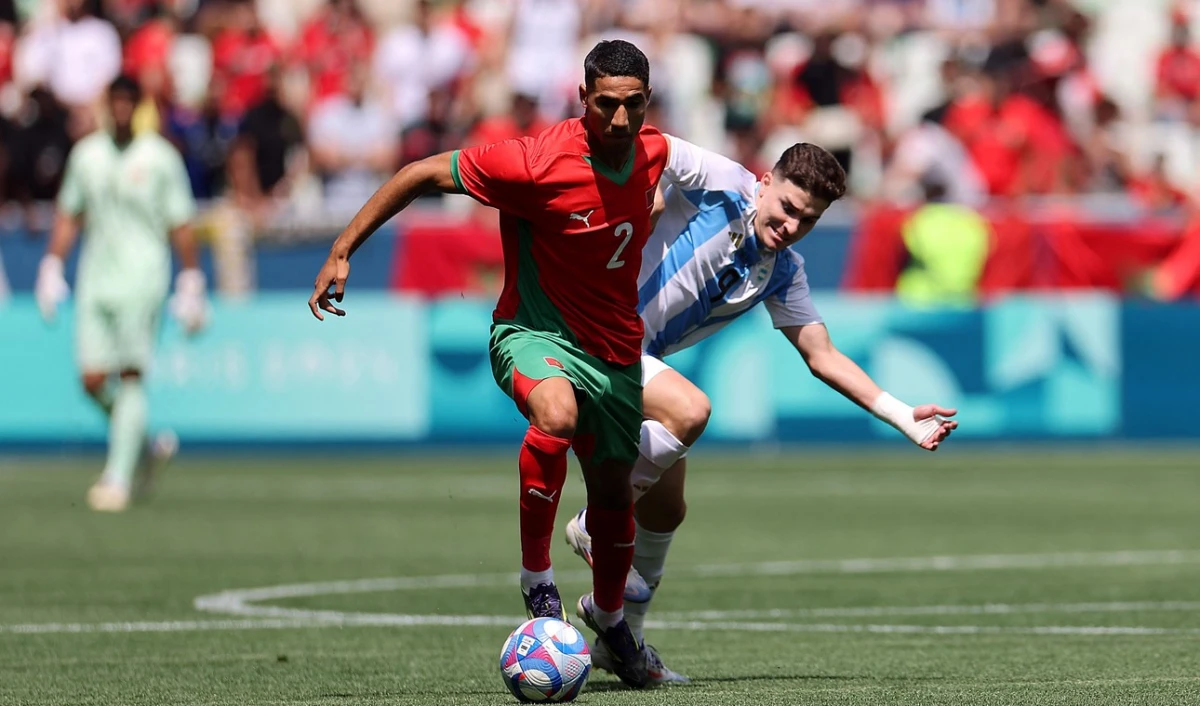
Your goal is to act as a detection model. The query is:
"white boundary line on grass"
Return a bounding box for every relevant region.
[6,614,1200,637]
[191,548,1200,618]
[655,601,1200,621]
[4,549,1200,637]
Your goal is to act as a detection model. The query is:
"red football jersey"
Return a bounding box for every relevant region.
[452,118,669,366]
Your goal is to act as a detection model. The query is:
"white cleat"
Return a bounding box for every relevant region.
[564,510,594,565]
[590,637,690,686]
[564,510,653,602]
[86,483,130,513]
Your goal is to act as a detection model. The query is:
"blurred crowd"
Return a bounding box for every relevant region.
[2,0,1200,221]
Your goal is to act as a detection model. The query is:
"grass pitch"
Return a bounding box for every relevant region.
[2,448,1199,705]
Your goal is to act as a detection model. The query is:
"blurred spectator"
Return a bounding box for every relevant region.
[466,92,548,145]
[1078,95,1131,194]
[896,178,990,305]
[226,65,304,217]
[0,0,15,89]
[123,2,177,135]
[504,0,584,122]
[776,31,886,175]
[1154,12,1200,124]
[210,0,281,119]
[165,82,239,199]
[293,0,374,109]
[307,63,395,210]
[397,84,464,180]
[372,0,473,131]
[13,0,122,137]
[883,106,986,206]
[4,86,71,212]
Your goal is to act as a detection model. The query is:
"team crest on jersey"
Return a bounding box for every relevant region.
[544,357,565,370]
[730,228,746,249]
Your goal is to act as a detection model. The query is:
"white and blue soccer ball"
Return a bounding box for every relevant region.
[499,617,591,702]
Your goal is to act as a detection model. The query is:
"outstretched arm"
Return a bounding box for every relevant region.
[330,151,459,260]
[782,323,958,450]
[309,152,459,320]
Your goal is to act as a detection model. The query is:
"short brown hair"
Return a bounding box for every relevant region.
[772,143,847,204]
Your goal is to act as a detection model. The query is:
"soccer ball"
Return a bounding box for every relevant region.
[499,617,591,702]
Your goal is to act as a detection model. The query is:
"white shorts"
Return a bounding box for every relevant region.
[641,353,673,387]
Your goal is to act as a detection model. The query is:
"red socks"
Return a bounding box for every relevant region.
[518,426,571,573]
[585,505,636,613]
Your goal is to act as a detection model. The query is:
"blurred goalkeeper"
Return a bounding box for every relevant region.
[564,140,959,683]
[36,75,208,513]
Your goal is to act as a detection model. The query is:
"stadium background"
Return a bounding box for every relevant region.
[1,0,1198,446]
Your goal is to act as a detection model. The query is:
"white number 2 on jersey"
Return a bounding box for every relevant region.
[608,222,634,270]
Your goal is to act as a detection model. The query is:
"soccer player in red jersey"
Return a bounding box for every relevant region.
[309,40,666,688]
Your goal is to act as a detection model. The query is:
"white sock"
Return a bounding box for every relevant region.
[520,567,554,594]
[631,421,690,502]
[626,520,675,643]
[576,422,690,534]
[592,603,624,631]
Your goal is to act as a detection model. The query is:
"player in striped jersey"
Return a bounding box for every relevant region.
[565,139,959,683]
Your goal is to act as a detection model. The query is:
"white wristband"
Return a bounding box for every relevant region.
[39,255,64,278]
[871,391,937,446]
[871,391,913,429]
[175,268,206,296]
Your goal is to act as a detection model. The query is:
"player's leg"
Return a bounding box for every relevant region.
[567,359,707,579]
[516,375,576,617]
[571,360,648,688]
[76,299,127,511]
[567,358,704,683]
[90,297,163,511]
[77,298,117,415]
[490,326,579,619]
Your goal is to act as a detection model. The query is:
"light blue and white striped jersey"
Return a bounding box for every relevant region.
[639,136,822,358]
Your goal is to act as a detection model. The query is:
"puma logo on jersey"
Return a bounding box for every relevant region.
[568,210,595,228]
[527,488,558,503]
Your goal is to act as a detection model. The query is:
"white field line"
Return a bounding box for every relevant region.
[6,549,1200,638]
[6,615,1200,637]
[655,601,1200,621]
[192,548,1200,618]
[686,549,1200,578]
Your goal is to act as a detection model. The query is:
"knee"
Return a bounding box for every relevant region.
[529,396,578,438]
[81,373,107,397]
[661,497,687,531]
[672,392,711,445]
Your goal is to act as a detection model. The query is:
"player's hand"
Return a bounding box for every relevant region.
[168,269,209,336]
[912,405,958,451]
[309,254,349,321]
[35,255,70,324]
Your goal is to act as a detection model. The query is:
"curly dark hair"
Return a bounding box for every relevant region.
[772,143,847,203]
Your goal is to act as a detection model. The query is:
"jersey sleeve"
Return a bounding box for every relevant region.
[663,134,756,196]
[161,146,197,229]
[764,252,823,329]
[56,144,86,217]
[451,139,535,216]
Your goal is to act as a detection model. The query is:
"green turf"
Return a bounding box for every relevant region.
[2,449,1199,705]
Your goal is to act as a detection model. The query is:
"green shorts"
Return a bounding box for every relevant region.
[75,294,164,372]
[490,323,642,467]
